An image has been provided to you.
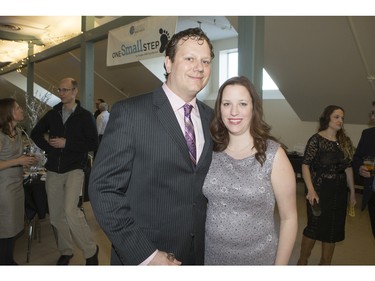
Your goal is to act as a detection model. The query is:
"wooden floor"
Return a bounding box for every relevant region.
[290,182,375,265]
[11,182,375,266]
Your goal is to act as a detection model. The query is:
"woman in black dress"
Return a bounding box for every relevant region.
[297,105,356,265]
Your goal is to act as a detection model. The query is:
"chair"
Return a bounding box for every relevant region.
[25,214,41,263]
[23,175,52,263]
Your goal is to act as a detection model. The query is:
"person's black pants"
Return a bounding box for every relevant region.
[368,192,375,238]
[0,236,16,265]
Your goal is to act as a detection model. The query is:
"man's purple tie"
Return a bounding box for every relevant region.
[183,104,196,165]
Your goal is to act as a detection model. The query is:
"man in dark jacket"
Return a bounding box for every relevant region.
[353,101,375,238]
[31,77,99,265]
[89,28,214,265]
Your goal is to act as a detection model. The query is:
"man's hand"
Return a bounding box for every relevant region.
[359,165,372,178]
[49,137,66,148]
[148,251,182,265]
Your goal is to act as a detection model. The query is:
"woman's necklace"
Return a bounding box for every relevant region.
[321,131,336,141]
[8,131,17,139]
[225,143,255,160]
[226,143,253,153]
[321,132,339,146]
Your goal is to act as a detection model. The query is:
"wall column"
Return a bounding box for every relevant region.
[238,16,265,99]
[80,16,95,112]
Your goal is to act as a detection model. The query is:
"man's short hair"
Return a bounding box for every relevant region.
[99,102,108,111]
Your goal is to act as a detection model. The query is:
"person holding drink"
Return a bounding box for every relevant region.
[353,101,375,238]
[297,105,356,265]
[0,98,37,265]
[31,78,99,265]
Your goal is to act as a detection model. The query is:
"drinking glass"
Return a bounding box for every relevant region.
[363,156,375,177]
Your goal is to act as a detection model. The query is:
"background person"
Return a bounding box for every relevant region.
[203,76,297,265]
[96,102,110,144]
[0,98,37,265]
[94,98,105,120]
[352,101,375,238]
[297,105,356,265]
[31,78,99,265]
[89,27,214,265]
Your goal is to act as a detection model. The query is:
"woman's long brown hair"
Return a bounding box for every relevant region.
[0,98,16,136]
[210,76,281,166]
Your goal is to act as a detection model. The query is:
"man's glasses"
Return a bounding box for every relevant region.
[370,110,375,116]
[57,88,75,94]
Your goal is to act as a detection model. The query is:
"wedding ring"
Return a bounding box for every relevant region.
[167,252,175,261]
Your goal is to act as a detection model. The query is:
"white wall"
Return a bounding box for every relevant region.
[204,37,369,152]
[263,99,368,152]
[142,36,370,150]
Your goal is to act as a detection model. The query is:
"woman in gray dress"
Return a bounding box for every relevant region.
[0,98,37,265]
[203,76,297,265]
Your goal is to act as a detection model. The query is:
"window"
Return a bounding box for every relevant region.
[219,49,279,91]
[219,48,237,86]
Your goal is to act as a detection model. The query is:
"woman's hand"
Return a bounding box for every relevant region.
[306,189,319,205]
[349,190,357,207]
[18,154,38,166]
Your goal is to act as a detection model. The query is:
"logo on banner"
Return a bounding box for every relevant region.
[116,27,170,56]
[107,17,177,66]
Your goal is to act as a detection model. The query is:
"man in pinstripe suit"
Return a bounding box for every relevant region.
[89,28,214,265]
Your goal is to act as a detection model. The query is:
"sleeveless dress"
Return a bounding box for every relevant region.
[0,129,24,238]
[302,133,350,243]
[203,140,280,265]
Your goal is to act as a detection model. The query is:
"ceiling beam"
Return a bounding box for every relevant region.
[347,16,375,96]
[0,16,148,75]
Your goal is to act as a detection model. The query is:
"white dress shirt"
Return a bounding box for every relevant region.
[162,83,204,163]
[96,110,110,135]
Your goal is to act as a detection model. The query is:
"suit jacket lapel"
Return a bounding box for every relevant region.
[196,100,212,168]
[153,87,190,159]
[153,87,212,169]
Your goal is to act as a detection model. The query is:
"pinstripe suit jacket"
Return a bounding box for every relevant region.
[88,87,213,265]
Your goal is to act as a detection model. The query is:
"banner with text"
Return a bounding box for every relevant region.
[107,17,177,66]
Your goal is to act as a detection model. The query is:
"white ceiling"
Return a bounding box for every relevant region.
[0,16,82,65]
[264,16,375,124]
[0,16,237,65]
[0,16,374,125]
